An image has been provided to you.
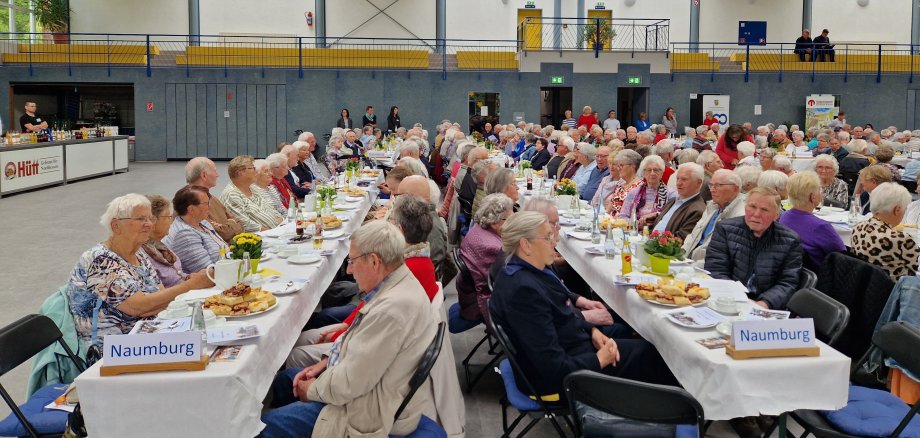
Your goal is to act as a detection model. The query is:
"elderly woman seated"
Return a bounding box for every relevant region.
[602,149,643,215]
[618,155,675,228]
[758,170,789,204]
[68,194,212,348]
[857,165,893,214]
[484,168,520,208]
[143,195,188,288]
[851,183,920,282]
[874,144,902,182]
[777,172,847,270]
[219,155,284,232]
[734,165,761,193]
[455,193,514,327]
[265,152,296,213]
[839,140,872,185]
[285,195,439,368]
[812,154,848,208]
[735,141,757,167]
[165,185,230,273]
[252,158,285,216]
[758,147,777,171]
[489,211,677,402]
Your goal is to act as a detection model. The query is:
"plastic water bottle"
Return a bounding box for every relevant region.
[191,301,206,342]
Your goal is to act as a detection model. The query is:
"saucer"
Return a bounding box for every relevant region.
[708,301,740,315]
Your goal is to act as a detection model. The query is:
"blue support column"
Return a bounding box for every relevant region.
[316,0,326,49]
[436,0,446,54]
[553,0,562,50]
[689,0,700,53]
[802,0,813,34]
[188,0,200,46]
[577,0,585,49]
[912,0,920,54]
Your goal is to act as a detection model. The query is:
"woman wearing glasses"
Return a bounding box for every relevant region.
[218,155,284,232]
[66,193,213,348]
[488,211,677,402]
[142,195,189,288]
[165,185,230,274]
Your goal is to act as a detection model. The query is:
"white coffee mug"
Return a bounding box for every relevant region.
[206,259,243,289]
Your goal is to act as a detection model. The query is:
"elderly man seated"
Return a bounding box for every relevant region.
[579,145,612,202]
[261,221,439,438]
[185,157,243,242]
[682,169,746,264]
[650,162,706,239]
[696,150,724,202]
[705,187,802,309]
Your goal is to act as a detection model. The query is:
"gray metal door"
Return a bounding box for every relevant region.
[165,83,287,159]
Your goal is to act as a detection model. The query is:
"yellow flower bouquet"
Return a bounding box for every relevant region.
[230,232,263,259]
[555,178,578,196]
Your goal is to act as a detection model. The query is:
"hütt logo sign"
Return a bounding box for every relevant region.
[5,157,61,180]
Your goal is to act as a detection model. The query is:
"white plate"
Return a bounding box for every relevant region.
[716,321,732,337]
[663,307,724,328]
[820,206,845,213]
[708,301,740,315]
[223,301,278,319]
[334,204,358,210]
[559,217,577,226]
[567,231,592,241]
[288,255,322,265]
[345,196,363,202]
[263,279,307,295]
[323,229,346,239]
[258,253,273,262]
[641,293,709,308]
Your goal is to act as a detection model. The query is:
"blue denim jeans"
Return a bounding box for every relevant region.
[260,368,325,438]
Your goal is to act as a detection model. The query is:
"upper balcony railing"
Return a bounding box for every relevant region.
[517,17,669,56]
[671,41,920,82]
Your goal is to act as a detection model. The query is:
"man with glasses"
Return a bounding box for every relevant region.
[579,145,612,202]
[682,169,746,265]
[262,221,438,438]
[185,157,243,242]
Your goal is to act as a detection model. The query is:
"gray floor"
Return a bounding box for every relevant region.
[0,161,800,437]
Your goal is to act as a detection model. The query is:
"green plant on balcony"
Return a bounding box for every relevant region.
[583,21,616,50]
[34,0,72,42]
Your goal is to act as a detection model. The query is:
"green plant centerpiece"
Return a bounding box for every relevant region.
[519,160,532,170]
[554,178,578,196]
[35,0,72,43]
[643,230,685,274]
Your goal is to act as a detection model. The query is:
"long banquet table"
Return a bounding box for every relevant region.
[555,231,851,421]
[74,190,376,438]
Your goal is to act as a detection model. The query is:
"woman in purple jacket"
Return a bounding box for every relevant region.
[778,172,846,270]
[142,195,189,287]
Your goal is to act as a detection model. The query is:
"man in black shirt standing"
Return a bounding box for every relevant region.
[20,101,48,132]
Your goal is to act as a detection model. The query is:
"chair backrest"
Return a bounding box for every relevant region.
[393,321,446,421]
[872,321,920,381]
[786,287,850,346]
[451,246,473,287]
[0,314,74,377]
[799,268,817,290]
[564,370,705,438]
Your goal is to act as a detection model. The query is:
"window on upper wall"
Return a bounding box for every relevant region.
[0,0,40,40]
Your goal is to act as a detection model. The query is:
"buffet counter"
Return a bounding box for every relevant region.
[0,136,129,197]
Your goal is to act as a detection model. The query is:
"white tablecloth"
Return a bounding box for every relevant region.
[74,195,375,438]
[556,233,851,420]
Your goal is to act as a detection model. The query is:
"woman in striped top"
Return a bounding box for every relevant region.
[253,158,286,215]
[562,109,577,130]
[219,155,284,232]
[164,185,229,274]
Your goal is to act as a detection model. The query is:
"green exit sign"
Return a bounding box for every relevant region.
[525,1,536,8]
[551,76,564,84]
[628,77,641,84]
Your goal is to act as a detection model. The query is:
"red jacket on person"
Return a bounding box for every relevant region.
[715,133,753,170]
[577,114,599,129]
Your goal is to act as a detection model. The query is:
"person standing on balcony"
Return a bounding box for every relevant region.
[336,108,353,129]
[813,29,835,62]
[362,105,377,127]
[794,29,813,62]
[602,110,621,132]
[387,106,401,134]
[661,107,678,137]
[577,105,599,129]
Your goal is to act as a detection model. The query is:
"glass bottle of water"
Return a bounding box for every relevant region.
[604,224,618,259]
[242,251,251,278]
[591,210,602,244]
[191,300,206,341]
[848,196,860,226]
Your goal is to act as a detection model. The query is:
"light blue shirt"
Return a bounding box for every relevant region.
[572,161,597,193]
[902,159,920,182]
[653,195,693,233]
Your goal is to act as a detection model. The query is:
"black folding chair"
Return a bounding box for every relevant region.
[787,287,850,346]
[785,321,920,438]
[564,370,705,438]
[799,268,818,291]
[0,315,85,438]
[449,246,501,393]
[391,322,447,438]
[490,301,572,438]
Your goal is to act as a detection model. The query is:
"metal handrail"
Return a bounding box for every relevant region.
[518,17,670,54]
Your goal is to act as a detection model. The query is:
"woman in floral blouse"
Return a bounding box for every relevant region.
[813,154,849,209]
[851,183,920,282]
[67,194,212,348]
[604,149,643,215]
[618,155,676,229]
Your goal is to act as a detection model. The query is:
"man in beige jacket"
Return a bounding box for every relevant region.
[260,221,439,438]
[682,169,746,265]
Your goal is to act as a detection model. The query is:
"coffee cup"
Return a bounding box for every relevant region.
[714,296,738,313]
[206,259,243,289]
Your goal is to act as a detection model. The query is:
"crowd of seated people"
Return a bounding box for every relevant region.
[49,108,920,438]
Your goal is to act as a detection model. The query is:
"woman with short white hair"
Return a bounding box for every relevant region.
[778,172,846,269]
[852,183,920,281]
[252,158,285,215]
[759,147,777,171]
[67,194,213,347]
[618,155,674,227]
[758,170,789,201]
[456,193,514,324]
[811,154,848,208]
[773,156,793,174]
[735,141,757,167]
[734,165,762,193]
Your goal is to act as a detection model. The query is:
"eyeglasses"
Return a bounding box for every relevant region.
[643,168,663,173]
[708,182,737,189]
[528,235,556,244]
[346,253,372,265]
[116,216,155,224]
[157,214,175,222]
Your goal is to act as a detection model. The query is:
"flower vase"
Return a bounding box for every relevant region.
[250,258,260,275]
[648,254,671,275]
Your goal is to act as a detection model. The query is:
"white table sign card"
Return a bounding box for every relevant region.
[727,318,819,359]
[103,331,202,367]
